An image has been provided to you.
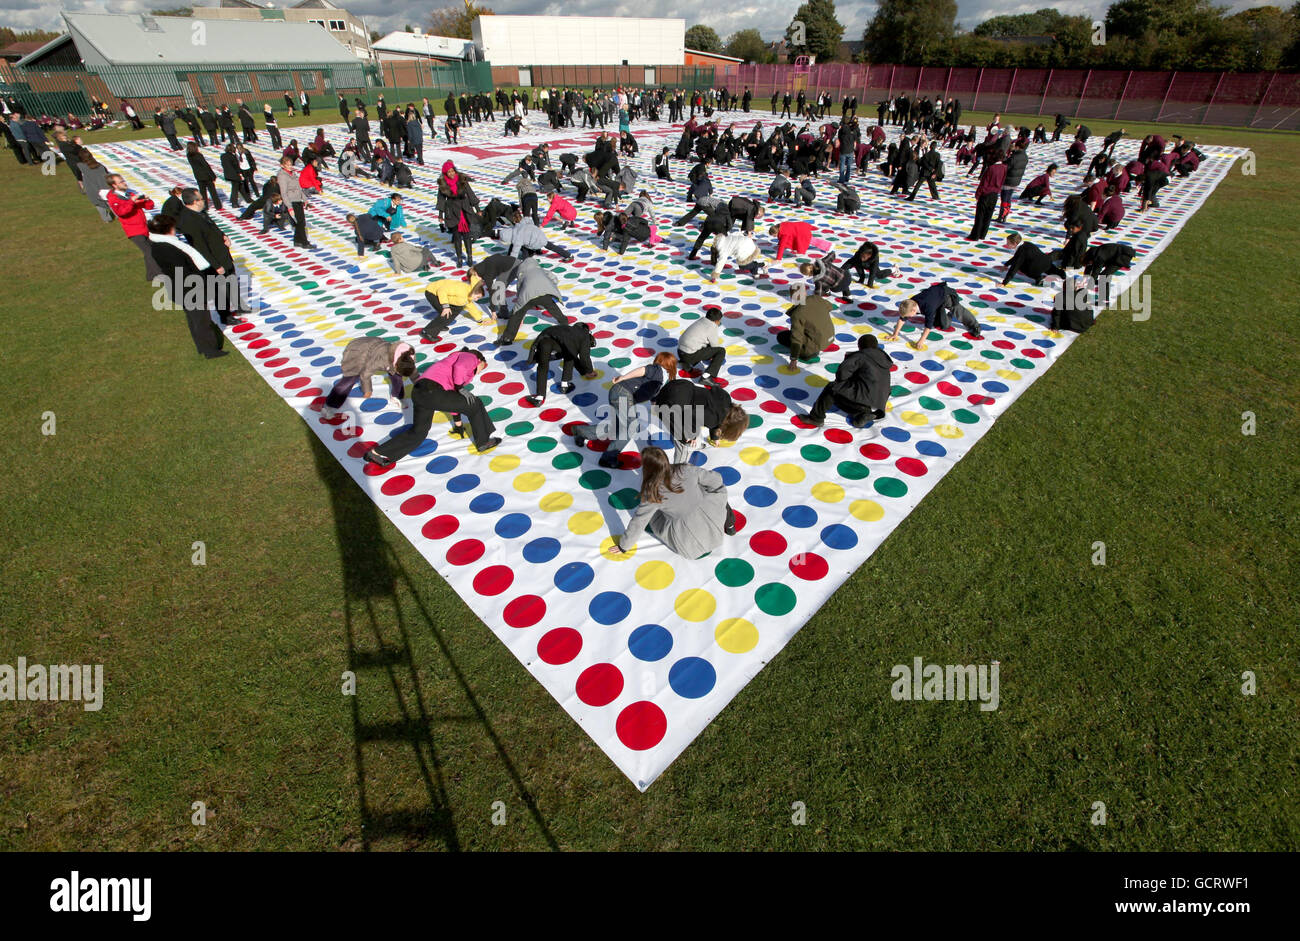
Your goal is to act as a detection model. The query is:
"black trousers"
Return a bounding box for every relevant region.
[908,176,939,200]
[532,348,577,398]
[501,294,565,344]
[164,132,181,151]
[807,386,872,423]
[182,299,225,357]
[450,231,474,267]
[227,179,243,207]
[679,344,725,378]
[374,379,497,458]
[267,126,282,150]
[422,302,465,339]
[290,200,308,246]
[197,179,222,209]
[969,193,998,240]
[520,191,540,224]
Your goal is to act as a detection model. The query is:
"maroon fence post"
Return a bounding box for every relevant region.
[1114,70,1132,120]
[887,64,895,101]
[1204,70,1226,126]
[973,67,983,111]
[1005,67,1016,112]
[914,67,922,99]
[1039,68,1052,117]
[1155,71,1177,122]
[1250,71,1278,128]
[1076,68,1091,117]
[943,66,952,104]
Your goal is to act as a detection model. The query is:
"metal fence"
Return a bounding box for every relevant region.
[712,63,1300,131]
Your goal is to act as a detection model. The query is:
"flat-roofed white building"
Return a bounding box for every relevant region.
[472,15,685,67]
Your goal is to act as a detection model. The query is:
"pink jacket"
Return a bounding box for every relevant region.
[420,351,479,391]
[542,194,576,225]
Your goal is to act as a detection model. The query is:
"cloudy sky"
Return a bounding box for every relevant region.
[5,0,1262,42]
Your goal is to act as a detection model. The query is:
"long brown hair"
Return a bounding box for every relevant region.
[638,446,683,505]
[653,351,678,381]
[716,404,749,442]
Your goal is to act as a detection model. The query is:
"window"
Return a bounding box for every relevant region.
[644,68,655,85]
[517,68,531,87]
[329,20,345,31]
[197,73,216,95]
[257,72,294,92]
[223,73,253,93]
[298,71,317,90]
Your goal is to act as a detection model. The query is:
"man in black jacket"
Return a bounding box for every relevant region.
[351,109,372,158]
[217,106,236,144]
[805,335,892,428]
[1002,232,1063,286]
[525,323,596,406]
[909,142,944,200]
[176,188,248,324]
[998,141,1029,224]
[236,100,257,143]
[197,106,219,147]
[727,195,763,235]
[155,108,181,150]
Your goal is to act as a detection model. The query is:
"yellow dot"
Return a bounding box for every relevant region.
[538,490,572,510]
[674,588,716,622]
[812,482,845,503]
[778,363,800,376]
[635,560,675,590]
[600,535,636,559]
[568,511,604,535]
[514,472,546,493]
[750,354,775,364]
[773,463,805,484]
[660,320,679,330]
[965,360,990,371]
[489,454,521,472]
[900,411,930,427]
[739,446,769,466]
[996,369,1022,382]
[806,374,829,387]
[715,618,759,654]
[725,344,748,355]
[935,424,965,440]
[935,348,957,361]
[850,499,884,521]
[323,329,347,340]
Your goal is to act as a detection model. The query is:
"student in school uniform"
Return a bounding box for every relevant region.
[845,241,892,287]
[420,276,490,342]
[1020,164,1057,203]
[321,338,417,416]
[572,351,679,469]
[650,379,750,464]
[525,322,597,406]
[606,446,737,559]
[1002,232,1064,286]
[804,335,894,428]
[499,257,568,346]
[364,349,501,465]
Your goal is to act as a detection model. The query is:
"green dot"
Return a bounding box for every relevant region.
[299,281,317,290]
[747,414,763,429]
[608,357,631,369]
[715,558,755,587]
[552,452,582,470]
[1011,358,1036,370]
[755,582,796,616]
[608,487,639,510]
[838,461,869,480]
[590,347,611,358]
[528,436,557,453]
[953,408,980,425]
[505,421,534,436]
[890,384,909,397]
[766,428,796,444]
[800,444,831,462]
[488,407,512,422]
[579,469,611,490]
[874,477,908,498]
[365,328,388,338]
[950,340,972,351]
[918,395,944,411]
[981,349,1004,360]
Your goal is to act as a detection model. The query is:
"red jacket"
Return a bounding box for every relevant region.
[775,221,813,260]
[975,163,1006,199]
[299,163,322,191]
[107,189,154,238]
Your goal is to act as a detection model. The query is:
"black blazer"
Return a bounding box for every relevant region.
[188,151,215,182]
[149,240,204,305]
[176,207,234,270]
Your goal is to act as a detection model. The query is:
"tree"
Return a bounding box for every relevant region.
[429,3,494,40]
[685,24,722,53]
[862,0,957,64]
[1228,6,1297,70]
[725,29,772,63]
[785,0,845,62]
[150,7,192,15]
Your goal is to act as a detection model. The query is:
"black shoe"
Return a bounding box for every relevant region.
[476,436,502,454]
[420,327,440,342]
[558,381,576,394]
[598,453,620,469]
[805,415,824,427]
[525,395,544,407]
[363,448,394,467]
[449,423,467,439]
[850,413,871,428]
[723,505,737,537]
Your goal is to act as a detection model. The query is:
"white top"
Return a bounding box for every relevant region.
[678,317,721,355]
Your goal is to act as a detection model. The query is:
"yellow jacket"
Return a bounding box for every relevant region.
[426,275,485,321]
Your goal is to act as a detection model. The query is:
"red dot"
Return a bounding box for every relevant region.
[968,394,994,406]
[936,381,962,396]
[499,382,524,395]
[479,371,505,383]
[400,494,436,516]
[362,460,392,476]
[790,551,829,580]
[537,627,582,665]
[750,530,788,556]
[824,428,853,444]
[896,457,928,477]
[538,407,567,422]
[993,339,1015,350]
[576,663,624,707]
[473,565,514,596]
[504,594,546,628]
[284,376,311,390]
[731,509,747,532]
[381,474,415,495]
[616,701,667,750]
[446,538,485,565]
[730,387,757,401]
[760,400,787,414]
[861,442,891,460]
[422,514,459,540]
[905,371,929,384]
[348,439,376,458]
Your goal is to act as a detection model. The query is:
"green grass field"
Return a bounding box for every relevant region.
[0,110,1296,851]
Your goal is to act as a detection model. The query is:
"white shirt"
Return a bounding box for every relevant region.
[712,233,759,279]
[678,317,721,355]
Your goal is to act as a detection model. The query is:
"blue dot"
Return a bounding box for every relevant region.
[446,473,480,493]
[982,381,1009,394]
[726,364,752,377]
[495,513,531,538]
[689,450,707,466]
[360,398,388,412]
[892,350,914,361]
[522,537,561,564]
[952,370,976,383]
[311,356,335,368]
[916,440,947,457]
[589,591,632,625]
[628,624,673,662]
[321,366,342,378]
[783,505,818,528]
[716,465,741,486]
[881,427,911,443]
[469,492,505,513]
[301,346,323,357]
[920,360,943,372]
[373,412,402,425]
[290,338,314,349]
[573,392,598,407]
[411,439,438,457]
[668,657,716,699]
[820,523,858,550]
[554,561,595,593]
[426,455,458,474]
[744,485,777,508]
[755,374,779,389]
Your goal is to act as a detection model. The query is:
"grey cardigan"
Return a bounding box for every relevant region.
[620,464,730,559]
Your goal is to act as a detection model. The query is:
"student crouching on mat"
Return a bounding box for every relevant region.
[1002,232,1065,286]
[606,446,737,559]
[651,378,750,464]
[322,338,417,417]
[846,241,892,287]
[677,306,727,383]
[711,232,767,284]
[421,275,491,342]
[573,352,678,469]
[388,232,436,273]
[1020,164,1056,204]
[348,212,387,257]
[887,283,984,349]
[776,290,835,367]
[364,348,501,466]
[798,253,853,304]
[805,335,893,428]
[499,257,567,346]
[525,322,597,406]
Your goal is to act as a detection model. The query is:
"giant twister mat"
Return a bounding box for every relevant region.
[93,113,1244,789]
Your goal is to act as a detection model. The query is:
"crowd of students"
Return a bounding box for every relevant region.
[21,84,1210,559]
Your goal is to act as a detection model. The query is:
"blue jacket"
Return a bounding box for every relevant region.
[368,197,406,228]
